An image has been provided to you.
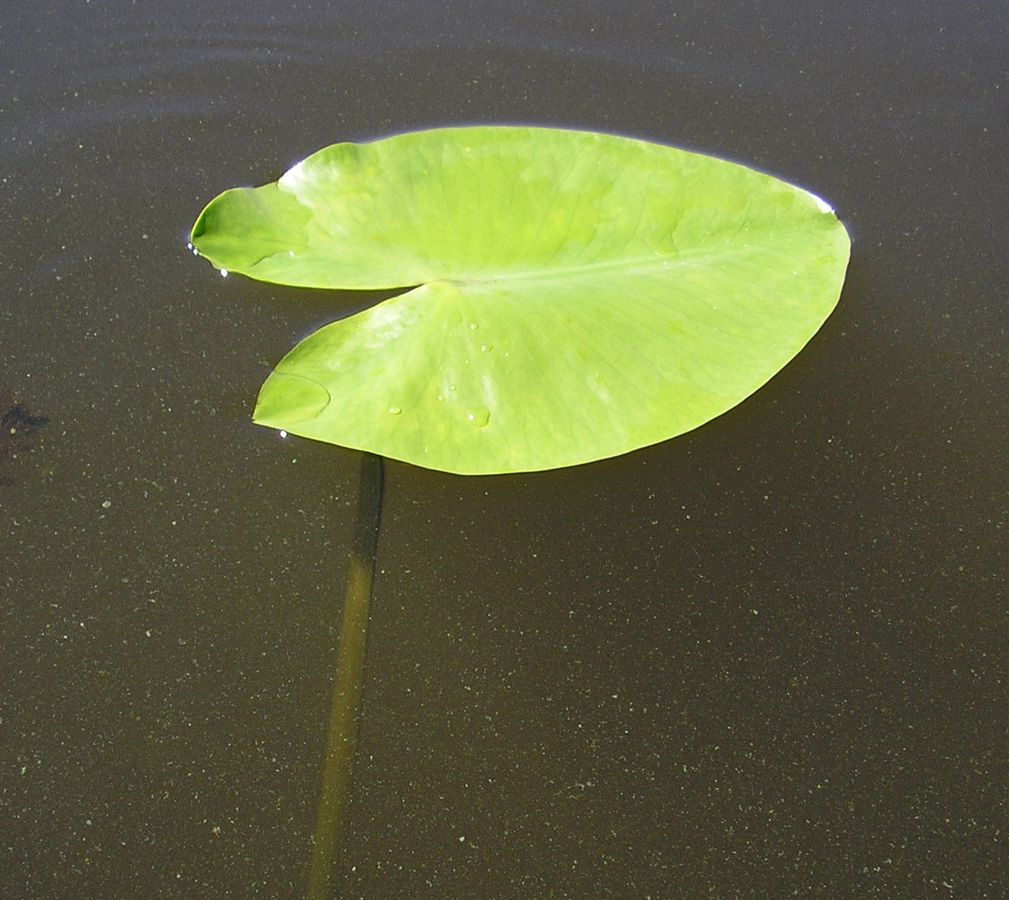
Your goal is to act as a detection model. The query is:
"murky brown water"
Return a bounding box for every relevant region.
[3,2,1007,896]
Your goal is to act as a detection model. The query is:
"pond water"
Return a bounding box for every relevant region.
[3,2,1006,896]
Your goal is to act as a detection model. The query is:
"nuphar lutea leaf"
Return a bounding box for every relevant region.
[192,126,850,475]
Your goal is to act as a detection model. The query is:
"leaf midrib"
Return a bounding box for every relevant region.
[438,242,769,289]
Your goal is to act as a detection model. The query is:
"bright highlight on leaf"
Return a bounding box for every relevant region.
[191,126,850,475]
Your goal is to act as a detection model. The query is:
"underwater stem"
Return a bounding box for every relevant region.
[307,452,385,900]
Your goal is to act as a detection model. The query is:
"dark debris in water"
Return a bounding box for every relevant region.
[0,390,49,486]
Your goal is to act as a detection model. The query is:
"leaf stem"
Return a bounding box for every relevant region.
[306,452,384,899]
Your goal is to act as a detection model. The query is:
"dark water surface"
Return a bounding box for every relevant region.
[3,2,1006,896]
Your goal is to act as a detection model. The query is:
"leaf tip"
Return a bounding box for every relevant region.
[804,189,835,215]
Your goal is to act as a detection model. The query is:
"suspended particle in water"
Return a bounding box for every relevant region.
[219,269,229,278]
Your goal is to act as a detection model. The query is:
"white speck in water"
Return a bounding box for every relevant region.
[219,269,229,278]
[100,500,111,509]
[279,430,288,438]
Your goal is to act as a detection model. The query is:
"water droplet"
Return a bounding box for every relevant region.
[448,384,458,392]
[465,406,490,427]
[480,344,492,352]
[219,269,229,278]
[388,406,402,415]
[468,322,479,330]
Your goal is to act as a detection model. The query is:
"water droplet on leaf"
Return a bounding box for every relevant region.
[465,406,490,427]
[388,406,402,415]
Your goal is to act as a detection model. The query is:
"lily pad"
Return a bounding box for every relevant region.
[191,126,849,475]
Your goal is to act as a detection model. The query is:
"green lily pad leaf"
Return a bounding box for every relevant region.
[191,126,849,475]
